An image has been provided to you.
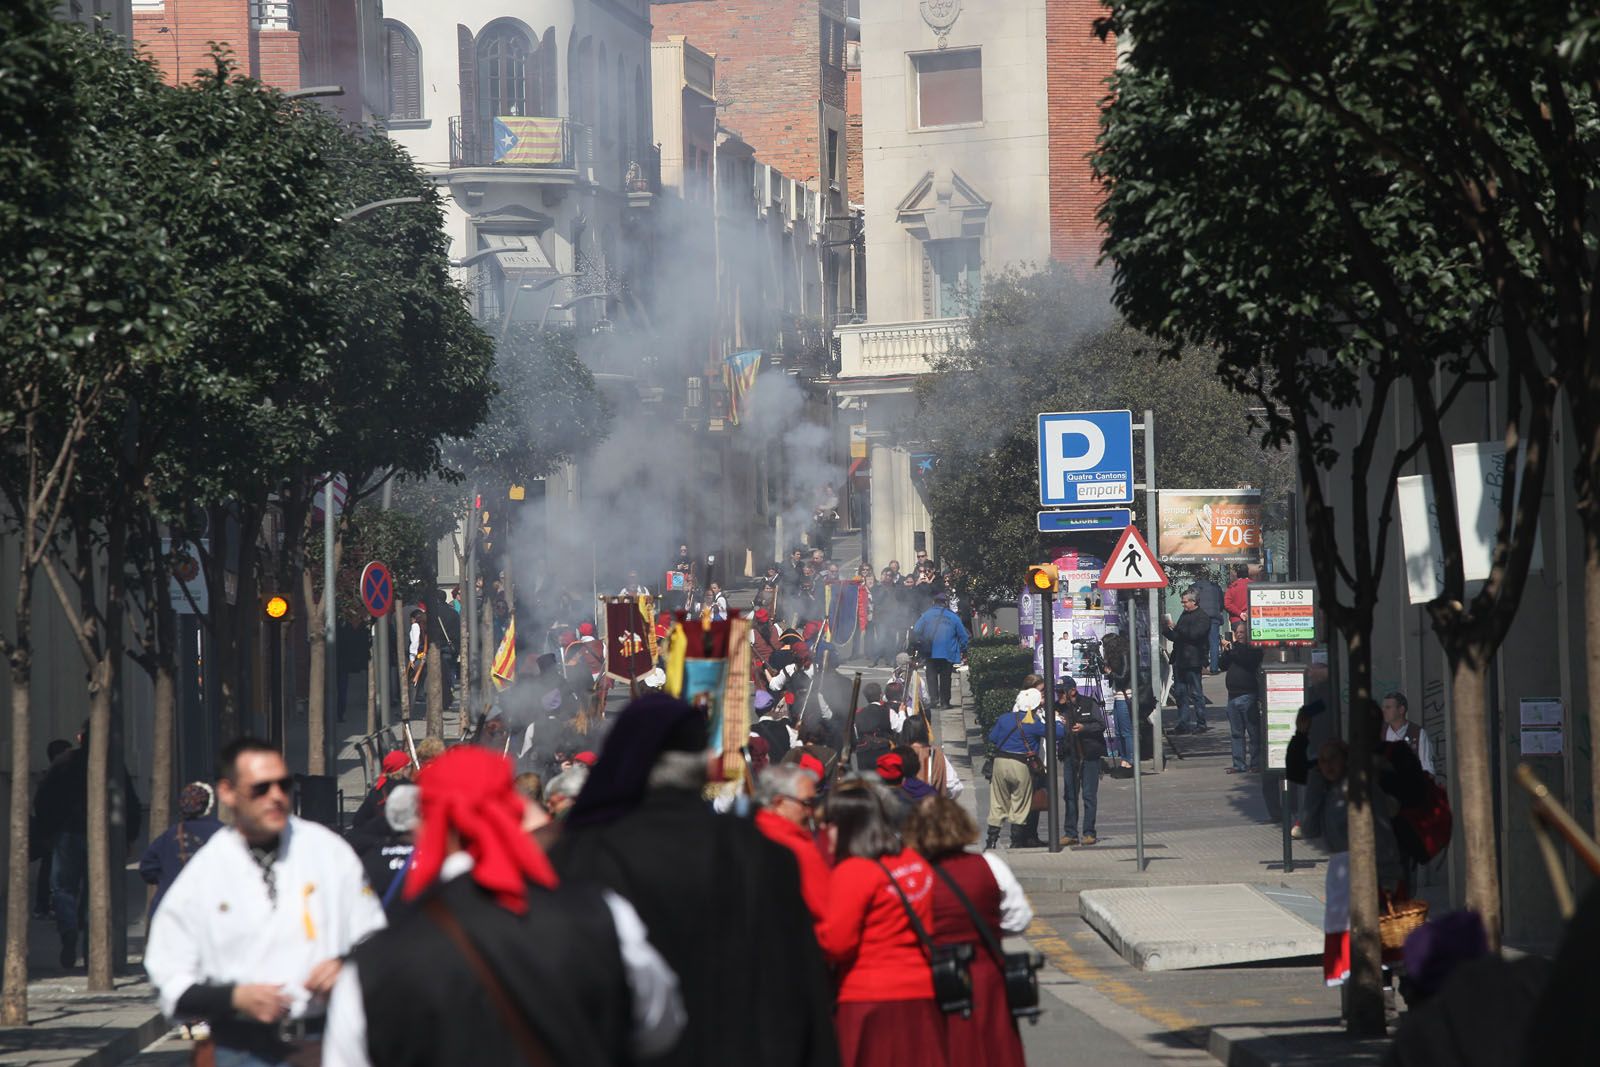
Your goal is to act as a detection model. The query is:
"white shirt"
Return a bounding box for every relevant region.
[979,852,1035,934]
[1385,720,1436,777]
[323,853,685,1066]
[408,622,422,659]
[145,817,386,1022]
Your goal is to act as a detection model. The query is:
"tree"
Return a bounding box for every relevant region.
[1094,0,1561,1031]
[0,11,188,1015]
[915,265,1290,608]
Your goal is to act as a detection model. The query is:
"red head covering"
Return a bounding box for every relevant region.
[403,746,557,914]
[798,753,825,780]
[574,750,598,766]
[875,752,905,784]
[578,622,596,637]
[381,750,410,774]
[754,608,770,622]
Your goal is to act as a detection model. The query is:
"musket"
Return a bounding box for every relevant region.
[740,745,757,797]
[1515,762,1600,919]
[830,671,865,789]
[402,718,420,766]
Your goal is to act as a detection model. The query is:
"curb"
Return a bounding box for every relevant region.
[67,1010,169,1067]
[1209,1025,1284,1067]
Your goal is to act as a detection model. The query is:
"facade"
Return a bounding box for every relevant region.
[651,0,860,328]
[59,0,132,35]
[836,0,1113,569]
[131,0,386,125]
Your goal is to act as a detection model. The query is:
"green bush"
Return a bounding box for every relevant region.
[976,690,1018,737]
[967,645,1034,708]
[970,631,1021,650]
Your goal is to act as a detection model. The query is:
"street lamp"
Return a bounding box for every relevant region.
[538,290,614,331]
[498,272,582,341]
[339,197,425,224]
[286,85,345,100]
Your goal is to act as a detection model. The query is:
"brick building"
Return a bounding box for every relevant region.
[131,0,385,125]
[834,0,1114,567]
[651,0,860,325]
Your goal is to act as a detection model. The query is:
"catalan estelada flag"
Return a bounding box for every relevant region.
[723,350,761,425]
[491,618,517,690]
[493,117,564,165]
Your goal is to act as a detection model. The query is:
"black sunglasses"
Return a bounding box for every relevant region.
[779,793,818,808]
[247,776,295,800]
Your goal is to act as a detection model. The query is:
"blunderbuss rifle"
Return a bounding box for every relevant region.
[829,671,865,790]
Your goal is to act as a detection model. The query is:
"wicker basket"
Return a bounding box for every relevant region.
[1378,897,1429,952]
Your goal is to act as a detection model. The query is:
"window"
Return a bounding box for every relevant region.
[826,129,839,187]
[385,20,421,122]
[479,23,535,119]
[913,49,982,128]
[924,238,981,318]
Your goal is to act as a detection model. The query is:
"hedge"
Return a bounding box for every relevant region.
[976,690,1018,737]
[969,631,1021,651]
[967,644,1034,710]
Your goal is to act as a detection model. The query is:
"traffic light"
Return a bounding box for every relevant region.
[263,593,292,622]
[1026,563,1060,595]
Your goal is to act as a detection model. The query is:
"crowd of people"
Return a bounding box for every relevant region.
[140,678,1042,1067]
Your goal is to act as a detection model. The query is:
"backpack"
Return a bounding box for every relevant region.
[1397,778,1453,863]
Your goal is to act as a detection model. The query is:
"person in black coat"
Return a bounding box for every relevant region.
[1056,679,1108,846]
[1161,589,1213,733]
[138,782,223,921]
[1218,620,1265,772]
[550,695,839,1067]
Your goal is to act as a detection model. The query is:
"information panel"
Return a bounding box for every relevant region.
[1248,584,1316,646]
[1263,668,1307,770]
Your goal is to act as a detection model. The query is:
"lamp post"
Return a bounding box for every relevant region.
[538,290,614,331]
[450,244,528,269]
[499,272,582,341]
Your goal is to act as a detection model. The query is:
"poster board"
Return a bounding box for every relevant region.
[1248,584,1316,646]
[1263,667,1306,770]
[1156,489,1262,561]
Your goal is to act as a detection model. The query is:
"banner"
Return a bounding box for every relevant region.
[1156,489,1262,561]
[723,350,761,426]
[492,116,564,164]
[605,598,654,681]
[491,618,517,690]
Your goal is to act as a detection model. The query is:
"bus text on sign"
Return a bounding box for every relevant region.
[1247,584,1316,646]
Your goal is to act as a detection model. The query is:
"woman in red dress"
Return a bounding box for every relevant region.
[817,780,950,1067]
[904,796,1034,1067]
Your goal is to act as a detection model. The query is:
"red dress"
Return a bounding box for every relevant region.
[817,848,950,1067]
[930,852,1026,1067]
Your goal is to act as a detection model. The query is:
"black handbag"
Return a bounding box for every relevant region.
[875,860,975,1017]
[931,863,1046,1023]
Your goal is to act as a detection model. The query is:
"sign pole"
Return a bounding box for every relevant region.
[1041,588,1061,853]
[1144,408,1164,774]
[324,477,337,776]
[1124,590,1147,871]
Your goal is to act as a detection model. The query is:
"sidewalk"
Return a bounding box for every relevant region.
[0,916,165,1067]
[936,667,1393,1067]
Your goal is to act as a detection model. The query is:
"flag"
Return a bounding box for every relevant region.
[491,618,517,690]
[311,473,348,522]
[723,350,762,426]
[492,116,564,165]
[606,599,653,682]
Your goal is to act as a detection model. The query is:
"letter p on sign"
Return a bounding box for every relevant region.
[1037,410,1135,507]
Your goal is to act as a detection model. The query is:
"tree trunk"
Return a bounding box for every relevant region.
[2,589,33,1026]
[1451,650,1501,949]
[84,657,113,990]
[459,586,472,720]
[481,596,495,708]
[149,660,176,838]
[1343,629,1385,1037]
[395,598,410,720]
[366,633,377,736]
[307,612,327,776]
[426,642,444,740]
[1587,532,1600,838]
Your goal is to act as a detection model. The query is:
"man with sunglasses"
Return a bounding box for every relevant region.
[753,764,829,929]
[146,738,386,1066]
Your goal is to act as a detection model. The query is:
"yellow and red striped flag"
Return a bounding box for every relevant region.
[493,117,564,165]
[491,618,517,690]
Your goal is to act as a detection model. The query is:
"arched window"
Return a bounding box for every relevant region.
[597,42,610,140]
[478,21,536,120]
[634,66,649,160]
[385,20,422,122]
[616,56,627,157]
[570,35,592,124]
[541,28,558,117]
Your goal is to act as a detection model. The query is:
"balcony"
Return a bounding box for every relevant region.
[834,318,967,379]
[449,116,585,172]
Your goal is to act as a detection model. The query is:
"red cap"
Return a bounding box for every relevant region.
[875,752,904,783]
[381,751,411,774]
[574,751,598,766]
[578,622,595,637]
[783,692,796,706]
[798,753,825,779]
[754,608,770,622]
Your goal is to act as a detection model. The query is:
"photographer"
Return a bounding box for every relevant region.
[1055,678,1108,847]
[1100,631,1135,771]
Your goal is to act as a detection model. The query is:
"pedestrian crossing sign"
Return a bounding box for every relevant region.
[1098,524,1168,590]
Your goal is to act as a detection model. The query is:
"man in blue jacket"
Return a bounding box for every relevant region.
[911,592,970,710]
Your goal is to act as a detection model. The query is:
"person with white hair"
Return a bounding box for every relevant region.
[357,784,418,913]
[542,764,589,820]
[754,763,829,927]
[983,687,1063,850]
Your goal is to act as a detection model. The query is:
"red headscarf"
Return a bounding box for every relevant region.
[403,745,557,913]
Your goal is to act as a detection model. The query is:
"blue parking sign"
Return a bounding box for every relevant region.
[1038,410,1135,506]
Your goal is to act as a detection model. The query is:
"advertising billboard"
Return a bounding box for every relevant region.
[1156,489,1263,562]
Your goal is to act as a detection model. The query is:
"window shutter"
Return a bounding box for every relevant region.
[386,25,420,121]
[458,25,478,147]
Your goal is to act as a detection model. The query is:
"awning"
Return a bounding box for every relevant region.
[479,231,554,274]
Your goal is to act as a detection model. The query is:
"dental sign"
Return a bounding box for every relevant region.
[1038,410,1136,507]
